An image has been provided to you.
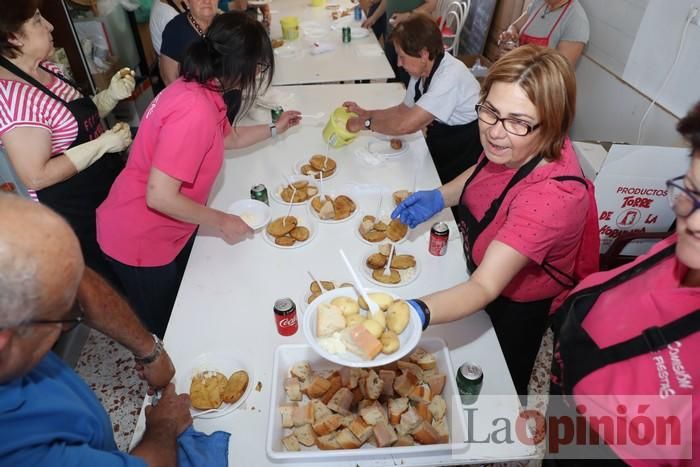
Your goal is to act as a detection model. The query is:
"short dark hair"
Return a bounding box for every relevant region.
[0,0,41,58]
[182,12,274,124]
[677,101,700,153]
[388,13,443,60]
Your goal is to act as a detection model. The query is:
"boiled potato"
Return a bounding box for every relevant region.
[345,313,366,328]
[387,300,410,334]
[358,292,394,311]
[380,330,400,354]
[331,296,360,316]
[371,309,386,329]
[362,319,384,339]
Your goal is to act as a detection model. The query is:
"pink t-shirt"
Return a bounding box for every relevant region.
[97,79,230,267]
[462,139,590,302]
[569,235,700,465]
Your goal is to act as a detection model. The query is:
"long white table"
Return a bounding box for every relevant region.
[130,83,536,465]
[269,0,395,85]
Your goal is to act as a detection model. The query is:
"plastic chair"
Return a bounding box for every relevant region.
[439,0,470,55]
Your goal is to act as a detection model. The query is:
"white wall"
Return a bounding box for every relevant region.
[571,0,700,147]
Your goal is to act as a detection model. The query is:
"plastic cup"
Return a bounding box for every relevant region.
[280,16,300,41]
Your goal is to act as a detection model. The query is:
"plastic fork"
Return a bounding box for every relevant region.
[383,244,395,277]
[339,249,380,315]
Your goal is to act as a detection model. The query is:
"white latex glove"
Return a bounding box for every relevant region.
[64,122,132,172]
[92,68,136,117]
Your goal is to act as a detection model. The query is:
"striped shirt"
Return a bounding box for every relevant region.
[0,61,81,156]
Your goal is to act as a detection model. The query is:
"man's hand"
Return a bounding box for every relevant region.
[136,349,175,394]
[343,101,369,118]
[346,116,365,133]
[390,12,411,25]
[275,110,302,134]
[144,384,192,436]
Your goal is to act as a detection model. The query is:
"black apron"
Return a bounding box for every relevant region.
[0,57,124,286]
[457,155,549,397]
[546,243,700,465]
[415,53,482,184]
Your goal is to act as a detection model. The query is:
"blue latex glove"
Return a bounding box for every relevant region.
[391,189,445,228]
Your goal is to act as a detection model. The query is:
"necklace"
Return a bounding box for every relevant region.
[541,0,569,18]
[187,11,206,37]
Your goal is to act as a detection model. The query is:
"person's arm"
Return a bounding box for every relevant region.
[2,127,76,190]
[347,104,434,135]
[146,168,252,244]
[556,40,585,66]
[362,0,386,28]
[2,124,131,190]
[130,384,192,467]
[77,267,175,388]
[159,54,180,86]
[439,165,475,207]
[223,110,301,149]
[421,240,530,323]
[414,0,437,16]
[500,10,529,43]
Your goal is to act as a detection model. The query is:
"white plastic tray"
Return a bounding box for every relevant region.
[266,338,469,461]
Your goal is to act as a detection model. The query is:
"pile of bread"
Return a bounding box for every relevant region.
[311,194,357,221]
[279,180,318,204]
[279,348,449,451]
[266,216,310,246]
[366,244,416,285]
[358,215,408,243]
[316,292,410,359]
[189,369,249,410]
[300,155,336,179]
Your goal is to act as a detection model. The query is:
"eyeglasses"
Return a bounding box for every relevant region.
[666,175,700,217]
[475,104,541,136]
[2,312,85,334]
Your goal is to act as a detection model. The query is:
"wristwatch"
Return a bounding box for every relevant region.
[363,118,372,131]
[134,334,164,365]
[269,123,278,138]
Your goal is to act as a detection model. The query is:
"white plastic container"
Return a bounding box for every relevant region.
[265,338,469,461]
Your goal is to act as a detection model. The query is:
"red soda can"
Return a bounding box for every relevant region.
[429,222,449,256]
[274,298,298,336]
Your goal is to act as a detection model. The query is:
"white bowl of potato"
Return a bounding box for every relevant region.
[302,288,422,368]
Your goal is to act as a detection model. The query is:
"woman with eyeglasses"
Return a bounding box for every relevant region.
[542,102,700,466]
[96,13,301,338]
[393,45,599,397]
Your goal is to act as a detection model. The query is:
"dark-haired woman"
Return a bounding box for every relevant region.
[0,3,133,286]
[97,12,301,337]
[345,14,481,184]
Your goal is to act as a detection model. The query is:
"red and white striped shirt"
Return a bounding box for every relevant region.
[0,61,81,156]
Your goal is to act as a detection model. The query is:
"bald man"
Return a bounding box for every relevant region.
[0,194,191,467]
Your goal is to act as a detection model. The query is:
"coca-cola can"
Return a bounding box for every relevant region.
[274,298,298,336]
[429,222,449,256]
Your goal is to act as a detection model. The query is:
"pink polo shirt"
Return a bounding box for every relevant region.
[463,140,590,302]
[97,79,230,267]
[570,235,700,465]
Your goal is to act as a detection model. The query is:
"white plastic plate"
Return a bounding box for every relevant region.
[361,246,421,288]
[263,214,318,249]
[227,199,271,231]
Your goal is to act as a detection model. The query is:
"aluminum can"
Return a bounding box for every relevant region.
[271,106,283,123]
[250,184,269,205]
[342,26,351,43]
[353,5,362,21]
[428,222,449,256]
[456,362,483,405]
[274,298,298,336]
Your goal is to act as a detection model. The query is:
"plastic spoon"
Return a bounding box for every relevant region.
[192,408,222,418]
[373,190,383,221]
[307,270,324,295]
[301,112,325,119]
[383,243,395,277]
[339,249,380,315]
[283,186,296,226]
[324,140,330,169]
[319,170,325,198]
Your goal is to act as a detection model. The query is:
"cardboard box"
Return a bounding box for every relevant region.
[588,144,688,255]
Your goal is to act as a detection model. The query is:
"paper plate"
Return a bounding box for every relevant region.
[306,191,359,224]
[294,158,338,181]
[270,176,317,206]
[263,214,318,249]
[350,27,369,39]
[176,352,254,419]
[355,213,408,245]
[361,246,421,288]
[274,45,304,59]
[227,199,271,231]
[302,288,421,368]
[368,138,409,159]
